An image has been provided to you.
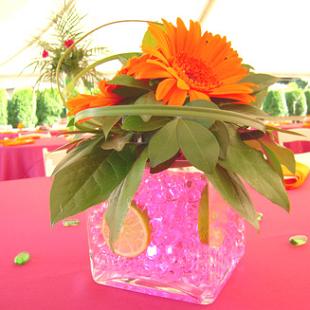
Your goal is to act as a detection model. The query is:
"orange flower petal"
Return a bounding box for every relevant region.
[156,78,176,101]
[189,90,210,102]
[167,87,187,106]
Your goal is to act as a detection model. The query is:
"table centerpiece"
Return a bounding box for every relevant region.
[50,18,295,304]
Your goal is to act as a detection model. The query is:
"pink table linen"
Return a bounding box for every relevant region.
[284,141,310,154]
[0,132,19,140]
[0,137,67,181]
[0,177,310,310]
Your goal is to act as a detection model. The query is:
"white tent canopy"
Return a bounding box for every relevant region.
[0,0,309,88]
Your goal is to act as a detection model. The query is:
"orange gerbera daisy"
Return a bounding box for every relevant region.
[124,18,256,106]
[67,80,122,115]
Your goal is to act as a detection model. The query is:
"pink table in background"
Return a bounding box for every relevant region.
[0,137,66,181]
[0,177,309,310]
[284,141,310,154]
[0,132,19,140]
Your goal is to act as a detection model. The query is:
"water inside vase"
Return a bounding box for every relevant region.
[88,168,245,304]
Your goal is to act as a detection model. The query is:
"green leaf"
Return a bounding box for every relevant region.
[220,104,268,116]
[242,73,278,91]
[260,143,283,178]
[149,152,179,174]
[186,100,218,128]
[198,185,209,243]
[148,119,179,167]
[105,148,148,245]
[122,116,171,132]
[75,104,266,133]
[220,127,290,211]
[53,136,105,175]
[210,121,230,159]
[134,92,162,121]
[177,119,220,173]
[206,165,259,229]
[50,145,137,223]
[101,116,121,139]
[259,139,296,174]
[108,75,150,90]
[117,52,141,65]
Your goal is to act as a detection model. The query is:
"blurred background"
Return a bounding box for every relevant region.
[0,0,309,127]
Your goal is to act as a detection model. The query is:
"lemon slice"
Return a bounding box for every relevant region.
[101,203,151,258]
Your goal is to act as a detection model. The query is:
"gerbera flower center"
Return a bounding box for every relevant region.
[173,53,221,90]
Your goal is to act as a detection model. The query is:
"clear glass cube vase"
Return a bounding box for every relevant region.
[88,164,245,305]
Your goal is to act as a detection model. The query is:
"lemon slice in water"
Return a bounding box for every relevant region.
[101,203,151,258]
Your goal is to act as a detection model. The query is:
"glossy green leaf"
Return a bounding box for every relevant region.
[220,127,290,211]
[50,145,137,224]
[198,185,209,244]
[259,138,296,174]
[108,75,150,90]
[210,121,230,159]
[148,119,179,167]
[206,165,259,229]
[101,116,121,139]
[261,143,283,178]
[105,148,148,245]
[220,104,268,116]
[122,116,171,132]
[177,119,219,173]
[75,104,266,132]
[117,52,141,65]
[134,92,162,121]
[53,136,105,175]
[242,73,278,91]
[186,100,218,128]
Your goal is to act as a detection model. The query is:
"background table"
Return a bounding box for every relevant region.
[0,137,66,181]
[284,141,310,154]
[1,177,309,310]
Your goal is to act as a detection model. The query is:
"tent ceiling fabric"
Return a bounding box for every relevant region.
[0,0,309,86]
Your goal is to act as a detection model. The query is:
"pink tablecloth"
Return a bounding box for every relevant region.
[0,177,309,310]
[284,141,310,154]
[0,132,19,140]
[0,137,66,181]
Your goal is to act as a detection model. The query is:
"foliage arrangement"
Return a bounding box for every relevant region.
[8,88,37,128]
[29,2,106,90]
[36,89,64,125]
[262,90,287,116]
[0,89,8,125]
[50,19,295,248]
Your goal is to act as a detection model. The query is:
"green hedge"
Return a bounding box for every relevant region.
[0,89,8,125]
[285,89,307,116]
[8,88,37,127]
[304,90,310,115]
[36,89,63,125]
[262,90,287,116]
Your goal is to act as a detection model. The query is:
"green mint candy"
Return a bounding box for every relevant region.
[62,219,80,227]
[14,251,30,265]
[289,235,308,247]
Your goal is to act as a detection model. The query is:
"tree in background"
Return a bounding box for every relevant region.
[262,90,287,116]
[36,89,64,125]
[0,89,8,125]
[285,89,307,116]
[304,89,310,115]
[8,89,37,128]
